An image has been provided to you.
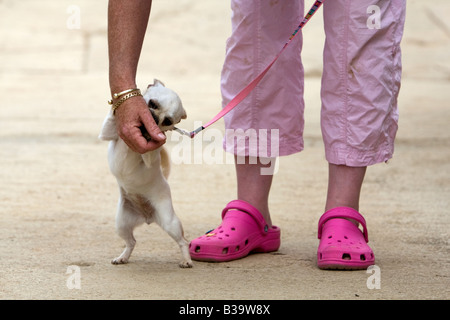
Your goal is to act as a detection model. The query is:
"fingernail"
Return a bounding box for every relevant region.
[158,133,166,140]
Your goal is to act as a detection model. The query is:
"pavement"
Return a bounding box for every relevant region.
[0,0,449,300]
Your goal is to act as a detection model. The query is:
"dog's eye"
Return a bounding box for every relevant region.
[148,99,159,109]
[162,118,173,127]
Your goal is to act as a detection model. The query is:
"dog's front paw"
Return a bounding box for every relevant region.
[111,257,129,265]
[179,260,193,268]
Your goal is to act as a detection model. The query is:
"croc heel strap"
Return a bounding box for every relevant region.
[318,206,368,242]
[222,200,270,236]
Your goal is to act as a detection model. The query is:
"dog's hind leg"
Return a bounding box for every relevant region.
[155,200,193,268]
[111,191,145,265]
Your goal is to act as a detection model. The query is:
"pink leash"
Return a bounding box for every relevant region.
[174,0,324,139]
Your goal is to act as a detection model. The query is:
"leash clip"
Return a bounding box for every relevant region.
[173,126,204,139]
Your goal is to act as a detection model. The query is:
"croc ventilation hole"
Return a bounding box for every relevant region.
[318,253,367,262]
[222,238,249,255]
[192,226,249,255]
[340,253,367,261]
[323,234,370,262]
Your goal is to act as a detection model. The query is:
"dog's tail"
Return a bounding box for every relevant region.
[160,147,170,179]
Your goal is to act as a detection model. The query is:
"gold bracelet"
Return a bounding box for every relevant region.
[108,88,140,105]
[111,89,142,114]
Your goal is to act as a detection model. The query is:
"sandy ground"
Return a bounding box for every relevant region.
[0,0,449,300]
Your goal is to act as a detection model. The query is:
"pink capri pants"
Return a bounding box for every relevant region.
[221,0,407,167]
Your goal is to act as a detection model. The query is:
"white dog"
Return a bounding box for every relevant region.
[99,79,192,268]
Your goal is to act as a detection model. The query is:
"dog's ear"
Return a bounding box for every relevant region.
[147,79,165,88]
[154,79,165,87]
[98,111,119,141]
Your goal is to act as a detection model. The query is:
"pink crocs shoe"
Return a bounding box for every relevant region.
[189,200,281,262]
[317,207,375,270]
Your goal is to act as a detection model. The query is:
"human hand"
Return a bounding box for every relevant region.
[114,96,166,154]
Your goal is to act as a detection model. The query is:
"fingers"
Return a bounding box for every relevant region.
[114,97,166,154]
[121,124,165,154]
[139,105,167,142]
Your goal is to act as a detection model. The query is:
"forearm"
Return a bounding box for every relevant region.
[108,0,152,94]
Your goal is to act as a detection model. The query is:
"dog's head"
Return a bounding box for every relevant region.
[143,79,187,132]
[99,79,186,142]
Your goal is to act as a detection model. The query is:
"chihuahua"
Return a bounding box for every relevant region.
[99,79,192,268]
